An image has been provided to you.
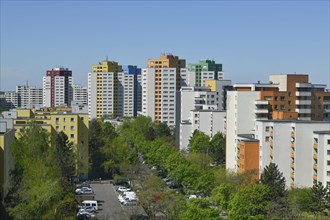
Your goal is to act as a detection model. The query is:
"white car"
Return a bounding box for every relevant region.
[116,187,131,193]
[77,210,96,218]
[118,194,126,203]
[123,199,137,206]
[78,206,96,213]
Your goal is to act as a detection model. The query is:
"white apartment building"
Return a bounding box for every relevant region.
[4,92,19,109]
[226,90,260,171]
[118,72,135,117]
[16,85,43,109]
[313,131,330,187]
[43,74,73,107]
[255,120,330,188]
[141,68,177,127]
[180,110,226,152]
[88,72,115,119]
[72,84,88,105]
[180,68,225,87]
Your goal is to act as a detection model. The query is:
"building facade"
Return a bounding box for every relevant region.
[188,59,223,86]
[43,67,73,107]
[16,85,43,109]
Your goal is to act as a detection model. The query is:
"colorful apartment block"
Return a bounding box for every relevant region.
[12,108,89,179]
[188,59,223,86]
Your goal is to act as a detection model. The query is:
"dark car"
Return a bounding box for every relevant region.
[113,181,129,188]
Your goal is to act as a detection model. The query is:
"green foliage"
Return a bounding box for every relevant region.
[289,188,314,213]
[54,131,75,191]
[209,132,226,165]
[160,190,186,220]
[260,163,286,198]
[211,183,236,211]
[189,131,210,154]
[6,125,75,219]
[179,198,220,220]
[228,184,271,220]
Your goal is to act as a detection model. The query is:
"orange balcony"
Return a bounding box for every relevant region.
[313,144,318,150]
[291,131,295,138]
[291,172,295,180]
[291,142,295,149]
[291,152,295,158]
[291,163,295,169]
[270,141,273,148]
[270,131,273,136]
[290,183,295,189]
[313,163,318,170]
[270,151,273,158]
[313,154,318,160]
[313,174,317,181]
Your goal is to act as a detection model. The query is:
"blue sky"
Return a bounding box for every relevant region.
[1,1,329,90]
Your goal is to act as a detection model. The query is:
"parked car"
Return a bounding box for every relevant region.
[123,199,137,206]
[78,206,96,213]
[81,189,94,194]
[113,180,130,187]
[76,187,94,195]
[116,186,131,193]
[77,210,96,218]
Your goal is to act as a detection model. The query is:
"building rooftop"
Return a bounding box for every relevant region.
[313,130,330,134]
[237,134,259,142]
[256,119,330,124]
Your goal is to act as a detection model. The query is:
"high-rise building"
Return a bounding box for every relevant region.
[141,54,186,127]
[188,59,223,86]
[72,84,88,105]
[88,60,142,119]
[4,92,19,109]
[16,85,43,109]
[226,74,330,176]
[118,66,141,117]
[43,67,73,107]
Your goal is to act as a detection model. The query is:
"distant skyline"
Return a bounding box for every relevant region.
[1,1,329,90]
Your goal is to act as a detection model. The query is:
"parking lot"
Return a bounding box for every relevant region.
[90,182,146,220]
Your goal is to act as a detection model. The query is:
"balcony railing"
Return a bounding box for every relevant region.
[313,174,317,181]
[291,172,295,180]
[291,163,295,169]
[313,154,318,160]
[270,130,273,136]
[313,163,318,170]
[291,131,295,138]
[291,152,295,159]
[313,144,318,150]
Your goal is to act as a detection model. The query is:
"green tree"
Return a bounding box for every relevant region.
[228,184,271,220]
[54,131,75,191]
[189,131,210,154]
[179,198,219,220]
[260,163,286,198]
[6,125,64,219]
[211,183,236,211]
[310,181,328,213]
[209,132,226,165]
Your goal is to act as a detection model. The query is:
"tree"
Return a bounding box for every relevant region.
[228,184,271,220]
[6,125,65,219]
[209,132,226,166]
[310,181,328,213]
[179,198,219,220]
[54,131,75,191]
[260,163,286,198]
[189,131,210,154]
[211,183,236,211]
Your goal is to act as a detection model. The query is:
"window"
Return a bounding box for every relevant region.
[328,161,330,165]
[71,118,74,122]
[70,126,74,130]
[266,126,269,132]
[265,136,270,142]
[328,140,330,145]
[70,134,74,139]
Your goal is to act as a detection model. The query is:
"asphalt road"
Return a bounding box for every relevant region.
[91,182,146,220]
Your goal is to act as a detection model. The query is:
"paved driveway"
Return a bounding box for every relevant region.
[91,182,146,220]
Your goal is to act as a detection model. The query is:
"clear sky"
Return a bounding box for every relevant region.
[1,0,329,90]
